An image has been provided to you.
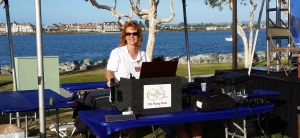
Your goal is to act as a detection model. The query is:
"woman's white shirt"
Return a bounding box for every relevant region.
[106,45,150,82]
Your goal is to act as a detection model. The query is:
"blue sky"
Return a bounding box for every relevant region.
[0,0,274,25]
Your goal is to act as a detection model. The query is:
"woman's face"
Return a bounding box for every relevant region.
[125,26,139,46]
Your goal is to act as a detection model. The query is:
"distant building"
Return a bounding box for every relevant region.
[206,26,218,31]
[0,23,6,34]
[0,22,34,33]
[58,22,120,32]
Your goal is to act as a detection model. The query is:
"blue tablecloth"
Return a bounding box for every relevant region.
[61,81,109,99]
[79,104,274,138]
[0,89,77,113]
[61,82,109,93]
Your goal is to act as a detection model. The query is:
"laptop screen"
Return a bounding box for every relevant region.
[139,60,178,79]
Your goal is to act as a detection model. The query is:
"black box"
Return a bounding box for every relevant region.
[194,76,215,91]
[214,71,251,85]
[112,76,182,115]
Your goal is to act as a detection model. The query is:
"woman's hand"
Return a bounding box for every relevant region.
[106,70,114,87]
[107,80,111,87]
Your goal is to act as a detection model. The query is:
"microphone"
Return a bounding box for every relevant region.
[137,58,142,64]
[130,73,135,79]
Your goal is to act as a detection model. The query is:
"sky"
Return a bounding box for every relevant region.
[0,0,278,25]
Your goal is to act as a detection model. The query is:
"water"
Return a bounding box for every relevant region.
[0,30,270,66]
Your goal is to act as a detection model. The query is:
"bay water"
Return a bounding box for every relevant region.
[0,30,269,66]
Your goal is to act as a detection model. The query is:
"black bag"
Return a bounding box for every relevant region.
[214,71,250,85]
[213,71,252,93]
[73,92,97,136]
[191,93,236,111]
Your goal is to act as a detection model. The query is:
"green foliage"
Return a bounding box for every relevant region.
[204,0,247,11]
[132,20,138,24]
[145,19,149,28]
[138,21,145,27]
[269,133,290,138]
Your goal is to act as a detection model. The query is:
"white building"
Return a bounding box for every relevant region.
[0,23,34,33]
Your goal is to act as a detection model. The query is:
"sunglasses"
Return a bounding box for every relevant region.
[125,32,139,36]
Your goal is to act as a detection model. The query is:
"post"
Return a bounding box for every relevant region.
[298,106,300,138]
[232,0,237,69]
[182,0,192,82]
[292,54,300,78]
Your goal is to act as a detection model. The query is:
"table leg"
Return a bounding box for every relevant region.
[25,113,28,138]
[225,118,246,138]
[16,112,21,127]
[243,117,247,138]
[256,114,267,138]
[56,109,59,138]
[297,106,300,138]
[225,127,229,138]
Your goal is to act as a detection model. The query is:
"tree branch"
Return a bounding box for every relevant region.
[129,0,149,19]
[156,0,175,24]
[249,0,257,29]
[280,0,288,19]
[88,0,133,25]
[156,0,161,7]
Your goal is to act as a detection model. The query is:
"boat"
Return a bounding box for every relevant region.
[225,36,232,41]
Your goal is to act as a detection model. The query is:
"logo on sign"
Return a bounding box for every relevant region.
[143,84,171,109]
[147,88,166,101]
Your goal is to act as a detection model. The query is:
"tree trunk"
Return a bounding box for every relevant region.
[237,24,249,67]
[146,24,156,61]
[145,1,157,61]
[230,0,257,68]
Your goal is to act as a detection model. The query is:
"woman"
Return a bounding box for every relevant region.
[106,21,149,87]
[105,21,149,138]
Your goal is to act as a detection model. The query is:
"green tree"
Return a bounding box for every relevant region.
[144,19,149,29]
[132,20,138,24]
[138,21,145,28]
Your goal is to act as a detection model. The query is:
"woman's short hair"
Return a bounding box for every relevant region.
[119,21,143,49]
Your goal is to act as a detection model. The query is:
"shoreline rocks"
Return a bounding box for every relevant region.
[0,51,276,74]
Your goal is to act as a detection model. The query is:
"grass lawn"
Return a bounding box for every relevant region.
[0,61,290,137]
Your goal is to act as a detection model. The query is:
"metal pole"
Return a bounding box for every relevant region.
[275,0,281,69]
[248,0,265,75]
[232,0,237,69]
[34,0,46,137]
[4,0,21,127]
[182,0,192,82]
[266,0,270,72]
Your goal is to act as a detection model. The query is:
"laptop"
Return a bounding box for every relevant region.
[139,60,178,79]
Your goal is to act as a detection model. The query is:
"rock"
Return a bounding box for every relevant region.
[0,51,272,74]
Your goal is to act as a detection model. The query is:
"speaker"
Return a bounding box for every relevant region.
[112,76,182,115]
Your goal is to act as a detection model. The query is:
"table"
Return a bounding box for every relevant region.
[0,89,77,138]
[61,81,109,99]
[79,104,274,138]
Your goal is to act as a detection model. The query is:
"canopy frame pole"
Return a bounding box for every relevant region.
[4,0,20,127]
[248,0,265,75]
[182,0,192,82]
[34,0,46,137]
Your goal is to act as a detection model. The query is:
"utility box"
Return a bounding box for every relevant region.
[0,124,24,138]
[14,56,60,93]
